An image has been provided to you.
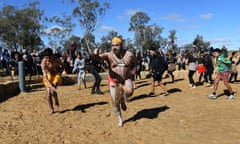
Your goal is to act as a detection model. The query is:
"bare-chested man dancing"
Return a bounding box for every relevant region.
[41,48,64,114]
[87,37,137,127]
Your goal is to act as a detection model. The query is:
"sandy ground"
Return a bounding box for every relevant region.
[0,70,240,144]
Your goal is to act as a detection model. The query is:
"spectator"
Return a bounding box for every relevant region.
[229,51,239,83]
[208,48,236,99]
[88,48,104,95]
[148,44,169,97]
[186,51,197,88]
[177,53,186,71]
[197,51,206,84]
[135,49,142,80]
[72,51,87,90]
[2,49,10,75]
[203,51,214,87]
[166,50,177,83]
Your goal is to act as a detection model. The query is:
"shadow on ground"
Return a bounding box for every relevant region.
[124,105,170,124]
[60,101,108,113]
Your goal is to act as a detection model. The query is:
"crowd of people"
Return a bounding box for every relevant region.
[0,39,239,126]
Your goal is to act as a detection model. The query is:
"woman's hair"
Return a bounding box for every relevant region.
[76,51,82,57]
[41,48,53,57]
[232,51,237,56]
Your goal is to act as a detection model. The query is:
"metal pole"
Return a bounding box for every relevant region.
[18,61,25,92]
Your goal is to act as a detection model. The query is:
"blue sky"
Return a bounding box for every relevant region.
[1,0,240,50]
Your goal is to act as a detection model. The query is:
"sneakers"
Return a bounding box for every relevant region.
[228,95,236,100]
[91,91,96,94]
[208,94,237,99]
[189,84,196,89]
[96,90,104,95]
[191,85,196,89]
[161,92,169,96]
[208,93,217,99]
[148,92,169,97]
[205,83,211,87]
[148,92,155,97]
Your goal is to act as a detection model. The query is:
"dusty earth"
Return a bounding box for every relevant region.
[0,70,240,144]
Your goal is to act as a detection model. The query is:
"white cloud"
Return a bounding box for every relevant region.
[160,13,187,23]
[114,9,138,21]
[176,38,239,50]
[99,25,118,32]
[199,13,214,19]
[43,26,64,34]
[116,8,144,21]
[190,25,201,29]
[116,15,124,21]
[208,38,239,49]
[177,24,201,30]
[124,9,140,16]
[176,39,192,46]
[210,38,232,44]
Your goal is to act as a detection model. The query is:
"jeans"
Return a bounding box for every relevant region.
[90,66,102,89]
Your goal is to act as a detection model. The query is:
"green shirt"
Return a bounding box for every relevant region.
[216,53,232,73]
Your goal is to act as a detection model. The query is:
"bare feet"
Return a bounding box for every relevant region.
[49,109,54,115]
[55,105,60,112]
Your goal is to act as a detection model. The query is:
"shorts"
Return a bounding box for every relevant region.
[197,64,206,74]
[43,73,62,87]
[215,71,230,83]
[108,76,134,99]
[152,69,165,81]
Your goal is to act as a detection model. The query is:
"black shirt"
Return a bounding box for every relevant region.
[150,53,168,72]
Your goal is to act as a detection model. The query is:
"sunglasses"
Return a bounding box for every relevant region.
[112,44,120,46]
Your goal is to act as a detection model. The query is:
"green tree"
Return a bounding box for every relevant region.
[128,11,150,54]
[143,24,164,52]
[0,1,44,51]
[63,35,81,52]
[81,33,96,51]
[44,13,75,50]
[125,37,134,50]
[193,35,210,52]
[71,0,109,50]
[168,29,178,52]
[159,37,168,50]
[100,30,118,51]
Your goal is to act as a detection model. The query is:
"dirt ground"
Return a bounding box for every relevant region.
[0,70,240,144]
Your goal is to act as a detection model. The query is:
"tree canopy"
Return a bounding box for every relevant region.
[0,0,215,54]
[0,1,44,51]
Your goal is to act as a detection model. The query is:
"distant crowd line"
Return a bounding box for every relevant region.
[0,45,239,87]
